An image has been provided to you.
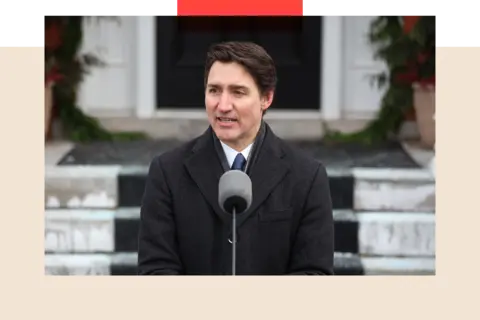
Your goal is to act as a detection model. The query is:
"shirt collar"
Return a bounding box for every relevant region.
[220,141,253,169]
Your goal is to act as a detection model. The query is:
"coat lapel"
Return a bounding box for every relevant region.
[236,125,290,228]
[184,128,231,224]
[183,124,291,228]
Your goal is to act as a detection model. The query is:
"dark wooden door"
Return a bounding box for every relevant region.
[155,16,322,110]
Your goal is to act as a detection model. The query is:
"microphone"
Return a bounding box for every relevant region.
[218,170,252,275]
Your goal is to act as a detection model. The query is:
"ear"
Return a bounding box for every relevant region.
[261,90,274,112]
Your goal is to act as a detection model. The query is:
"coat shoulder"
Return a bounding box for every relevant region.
[148,136,200,170]
[278,138,326,175]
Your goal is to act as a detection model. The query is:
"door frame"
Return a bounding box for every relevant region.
[135,16,343,120]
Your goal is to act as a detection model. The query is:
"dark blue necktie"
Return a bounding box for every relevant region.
[231,153,246,171]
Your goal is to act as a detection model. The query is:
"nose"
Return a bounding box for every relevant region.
[217,92,233,112]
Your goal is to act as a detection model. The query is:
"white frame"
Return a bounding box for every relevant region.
[134,16,343,120]
[135,16,156,118]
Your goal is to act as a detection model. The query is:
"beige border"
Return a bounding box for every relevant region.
[0,45,477,317]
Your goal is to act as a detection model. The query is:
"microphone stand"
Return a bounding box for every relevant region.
[232,206,236,276]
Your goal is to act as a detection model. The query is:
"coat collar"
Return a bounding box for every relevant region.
[184,122,290,226]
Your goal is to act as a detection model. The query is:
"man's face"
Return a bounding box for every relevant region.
[205,61,273,151]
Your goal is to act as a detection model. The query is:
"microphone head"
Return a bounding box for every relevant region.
[218,170,252,214]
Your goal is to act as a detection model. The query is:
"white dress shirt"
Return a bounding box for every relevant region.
[220,140,253,169]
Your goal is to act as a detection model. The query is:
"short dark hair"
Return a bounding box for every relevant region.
[204,41,277,98]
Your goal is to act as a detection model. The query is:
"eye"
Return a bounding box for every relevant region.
[208,88,218,94]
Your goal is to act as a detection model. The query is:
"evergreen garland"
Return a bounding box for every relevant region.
[324,16,435,145]
[46,16,147,142]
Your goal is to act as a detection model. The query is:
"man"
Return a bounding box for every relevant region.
[137,41,334,275]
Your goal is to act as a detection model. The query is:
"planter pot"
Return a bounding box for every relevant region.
[404,106,416,121]
[413,83,435,148]
[45,82,54,140]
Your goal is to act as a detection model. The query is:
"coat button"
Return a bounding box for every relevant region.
[228,232,239,243]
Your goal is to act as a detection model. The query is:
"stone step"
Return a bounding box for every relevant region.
[44,252,435,276]
[45,166,435,212]
[352,168,435,212]
[117,167,356,209]
[97,115,327,141]
[95,116,421,142]
[45,208,435,257]
[45,166,121,209]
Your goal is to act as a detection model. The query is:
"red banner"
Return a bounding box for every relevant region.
[177,0,303,16]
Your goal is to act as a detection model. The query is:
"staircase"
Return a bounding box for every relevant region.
[44,140,435,275]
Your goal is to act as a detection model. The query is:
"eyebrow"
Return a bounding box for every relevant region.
[207,83,250,91]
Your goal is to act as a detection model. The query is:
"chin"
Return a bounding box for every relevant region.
[212,125,235,138]
[215,130,238,142]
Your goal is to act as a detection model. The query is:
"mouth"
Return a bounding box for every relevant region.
[216,116,238,123]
